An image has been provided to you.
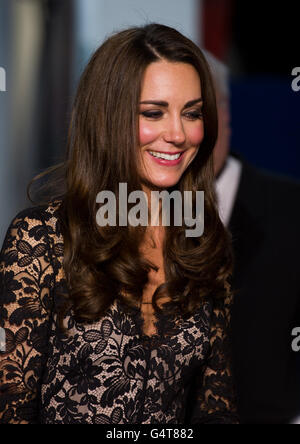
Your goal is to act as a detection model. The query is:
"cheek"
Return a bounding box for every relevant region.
[187,124,204,146]
[139,121,160,147]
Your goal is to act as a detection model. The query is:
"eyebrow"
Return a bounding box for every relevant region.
[139,98,203,109]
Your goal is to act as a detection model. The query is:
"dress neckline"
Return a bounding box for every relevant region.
[115,298,181,342]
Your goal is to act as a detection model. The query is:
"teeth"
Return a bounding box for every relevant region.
[149,151,181,160]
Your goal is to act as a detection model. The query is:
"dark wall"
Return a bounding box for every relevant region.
[229,1,300,179]
[230,76,300,180]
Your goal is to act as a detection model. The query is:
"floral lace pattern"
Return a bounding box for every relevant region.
[0,202,238,424]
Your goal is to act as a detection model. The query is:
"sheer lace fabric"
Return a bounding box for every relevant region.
[0,202,238,424]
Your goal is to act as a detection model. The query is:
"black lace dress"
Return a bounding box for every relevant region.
[0,202,238,424]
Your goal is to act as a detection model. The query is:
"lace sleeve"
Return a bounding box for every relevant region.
[189,294,239,424]
[0,208,55,424]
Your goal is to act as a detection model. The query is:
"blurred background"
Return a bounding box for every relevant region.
[0,0,299,243]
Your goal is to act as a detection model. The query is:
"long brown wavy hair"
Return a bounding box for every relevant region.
[29,23,233,325]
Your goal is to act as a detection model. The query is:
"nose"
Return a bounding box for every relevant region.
[163,115,186,145]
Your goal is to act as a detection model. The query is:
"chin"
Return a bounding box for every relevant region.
[147,175,182,190]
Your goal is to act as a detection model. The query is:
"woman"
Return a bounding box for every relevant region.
[0,23,238,424]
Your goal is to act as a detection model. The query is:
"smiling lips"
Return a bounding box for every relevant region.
[147,150,185,165]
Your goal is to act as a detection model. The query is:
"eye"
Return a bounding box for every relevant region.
[184,110,203,120]
[140,110,163,119]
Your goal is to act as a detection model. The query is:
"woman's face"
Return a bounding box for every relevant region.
[138,60,204,190]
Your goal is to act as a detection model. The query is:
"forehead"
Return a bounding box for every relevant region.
[140,60,202,100]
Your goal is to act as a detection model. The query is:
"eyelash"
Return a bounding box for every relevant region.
[140,110,203,120]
